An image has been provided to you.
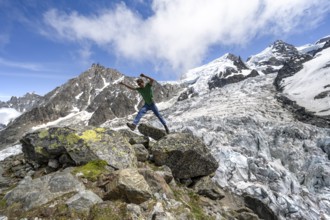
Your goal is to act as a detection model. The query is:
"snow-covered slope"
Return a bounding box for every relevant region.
[281,47,330,116]
[297,35,330,55]
[247,40,302,74]
[147,74,330,220]
[178,53,257,99]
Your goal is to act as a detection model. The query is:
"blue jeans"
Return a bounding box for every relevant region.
[133,102,167,126]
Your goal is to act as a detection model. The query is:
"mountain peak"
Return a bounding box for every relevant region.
[270,40,297,54]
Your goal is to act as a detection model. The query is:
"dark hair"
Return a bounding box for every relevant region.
[136,79,144,84]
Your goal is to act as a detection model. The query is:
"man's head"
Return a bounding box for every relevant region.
[136,78,144,88]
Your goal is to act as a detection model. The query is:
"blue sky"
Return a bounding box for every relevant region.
[0,0,330,101]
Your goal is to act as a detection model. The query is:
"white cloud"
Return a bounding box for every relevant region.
[0,107,21,125]
[42,0,330,76]
[0,57,44,71]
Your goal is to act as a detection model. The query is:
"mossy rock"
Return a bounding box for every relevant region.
[72,160,109,181]
[21,127,138,169]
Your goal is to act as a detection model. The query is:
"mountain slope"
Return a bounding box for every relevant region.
[274,39,330,128]
[247,40,312,74]
[0,64,183,149]
[148,73,330,220]
[0,92,42,112]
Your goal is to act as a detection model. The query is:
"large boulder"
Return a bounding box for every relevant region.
[138,168,174,198]
[4,169,85,210]
[66,190,103,213]
[20,127,137,170]
[104,168,152,204]
[192,176,225,200]
[151,133,218,179]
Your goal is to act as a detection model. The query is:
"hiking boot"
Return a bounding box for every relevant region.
[127,123,136,131]
[164,125,170,134]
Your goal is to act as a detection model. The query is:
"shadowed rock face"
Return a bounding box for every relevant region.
[244,195,278,220]
[208,69,259,90]
[151,133,219,179]
[137,123,167,141]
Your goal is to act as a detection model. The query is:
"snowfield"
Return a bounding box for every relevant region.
[282,47,330,116]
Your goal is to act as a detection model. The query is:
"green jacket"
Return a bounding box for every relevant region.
[136,83,154,104]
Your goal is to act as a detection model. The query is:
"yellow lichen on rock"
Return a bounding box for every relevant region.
[79,128,104,142]
[55,133,80,146]
[38,129,49,139]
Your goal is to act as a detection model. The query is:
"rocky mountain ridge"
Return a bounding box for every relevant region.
[0,92,42,113]
[0,64,183,149]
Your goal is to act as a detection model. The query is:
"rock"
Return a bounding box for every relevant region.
[48,159,59,169]
[154,165,173,184]
[4,169,85,210]
[129,136,149,149]
[133,144,149,162]
[151,133,219,179]
[244,195,278,220]
[138,168,174,198]
[88,102,116,126]
[193,176,225,200]
[126,204,142,220]
[104,168,152,204]
[138,123,166,141]
[80,128,137,170]
[151,202,176,220]
[66,190,103,213]
[233,207,260,220]
[20,127,92,165]
[209,69,259,90]
[20,127,138,170]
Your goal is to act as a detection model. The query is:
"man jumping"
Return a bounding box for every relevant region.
[119,73,169,134]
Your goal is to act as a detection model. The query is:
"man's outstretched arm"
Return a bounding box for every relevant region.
[119,81,136,90]
[140,73,154,85]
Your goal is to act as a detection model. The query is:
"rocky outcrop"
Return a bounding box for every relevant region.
[273,55,312,92]
[151,132,219,179]
[275,94,330,128]
[66,190,103,213]
[103,168,152,204]
[0,126,245,219]
[20,127,138,169]
[244,195,278,220]
[4,169,85,210]
[208,69,259,90]
[192,176,225,200]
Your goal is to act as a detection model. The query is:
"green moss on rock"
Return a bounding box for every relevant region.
[72,160,108,181]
